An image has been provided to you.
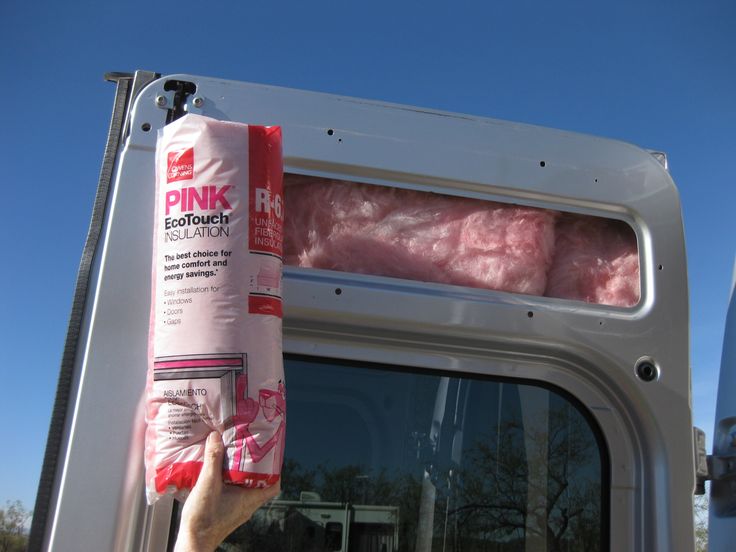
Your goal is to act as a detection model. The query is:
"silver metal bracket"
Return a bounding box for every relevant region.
[154,90,176,110]
[184,95,205,115]
[647,150,669,171]
[152,79,198,123]
[694,426,736,495]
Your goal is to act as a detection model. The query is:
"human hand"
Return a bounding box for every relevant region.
[174,431,281,552]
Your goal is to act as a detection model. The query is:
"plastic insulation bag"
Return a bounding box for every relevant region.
[145,114,285,504]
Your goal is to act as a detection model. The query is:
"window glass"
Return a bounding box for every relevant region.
[176,356,608,551]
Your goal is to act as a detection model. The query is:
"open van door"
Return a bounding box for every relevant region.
[30,70,696,551]
[707,266,736,551]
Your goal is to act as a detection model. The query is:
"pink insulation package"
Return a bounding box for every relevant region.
[145,114,285,503]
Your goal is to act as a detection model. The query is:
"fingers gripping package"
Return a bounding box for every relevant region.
[145,114,285,503]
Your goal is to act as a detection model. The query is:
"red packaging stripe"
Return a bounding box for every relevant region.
[248,295,283,317]
[155,461,203,493]
[154,358,243,370]
[248,126,284,257]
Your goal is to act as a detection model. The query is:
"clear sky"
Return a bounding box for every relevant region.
[1,0,734,513]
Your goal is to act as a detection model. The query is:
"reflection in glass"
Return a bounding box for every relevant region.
[214,357,607,552]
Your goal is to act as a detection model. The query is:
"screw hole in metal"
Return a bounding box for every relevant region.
[527,311,534,318]
[141,123,151,132]
[327,129,334,136]
[335,288,342,295]
[635,360,658,382]
[658,264,663,271]
[539,161,546,167]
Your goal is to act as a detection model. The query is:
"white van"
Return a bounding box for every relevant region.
[28,71,733,551]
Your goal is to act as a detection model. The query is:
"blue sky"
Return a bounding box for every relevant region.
[1,0,734,512]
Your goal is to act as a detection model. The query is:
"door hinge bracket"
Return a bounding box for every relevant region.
[694,426,736,495]
[155,80,198,123]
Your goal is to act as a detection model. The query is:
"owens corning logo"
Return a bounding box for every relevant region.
[167,147,194,183]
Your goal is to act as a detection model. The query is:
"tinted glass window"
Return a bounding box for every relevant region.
[176,356,608,551]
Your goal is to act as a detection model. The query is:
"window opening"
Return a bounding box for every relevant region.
[283,174,640,307]
[169,356,609,551]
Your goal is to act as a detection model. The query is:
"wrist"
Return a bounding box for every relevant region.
[173,528,219,552]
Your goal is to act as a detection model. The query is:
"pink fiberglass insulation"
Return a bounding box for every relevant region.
[283,175,641,307]
[544,214,640,307]
[283,175,558,296]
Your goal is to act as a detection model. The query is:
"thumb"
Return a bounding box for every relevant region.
[198,431,225,488]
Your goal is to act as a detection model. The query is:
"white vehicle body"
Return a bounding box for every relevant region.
[28,70,733,551]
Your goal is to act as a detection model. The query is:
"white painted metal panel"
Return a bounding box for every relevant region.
[35,71,693,551]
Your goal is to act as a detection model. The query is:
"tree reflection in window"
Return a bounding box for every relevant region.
[214,357,607,552]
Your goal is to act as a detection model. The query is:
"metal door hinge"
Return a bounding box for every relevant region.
[709,455,736,480]
[154,79,198,123]
[694,426,736,495]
